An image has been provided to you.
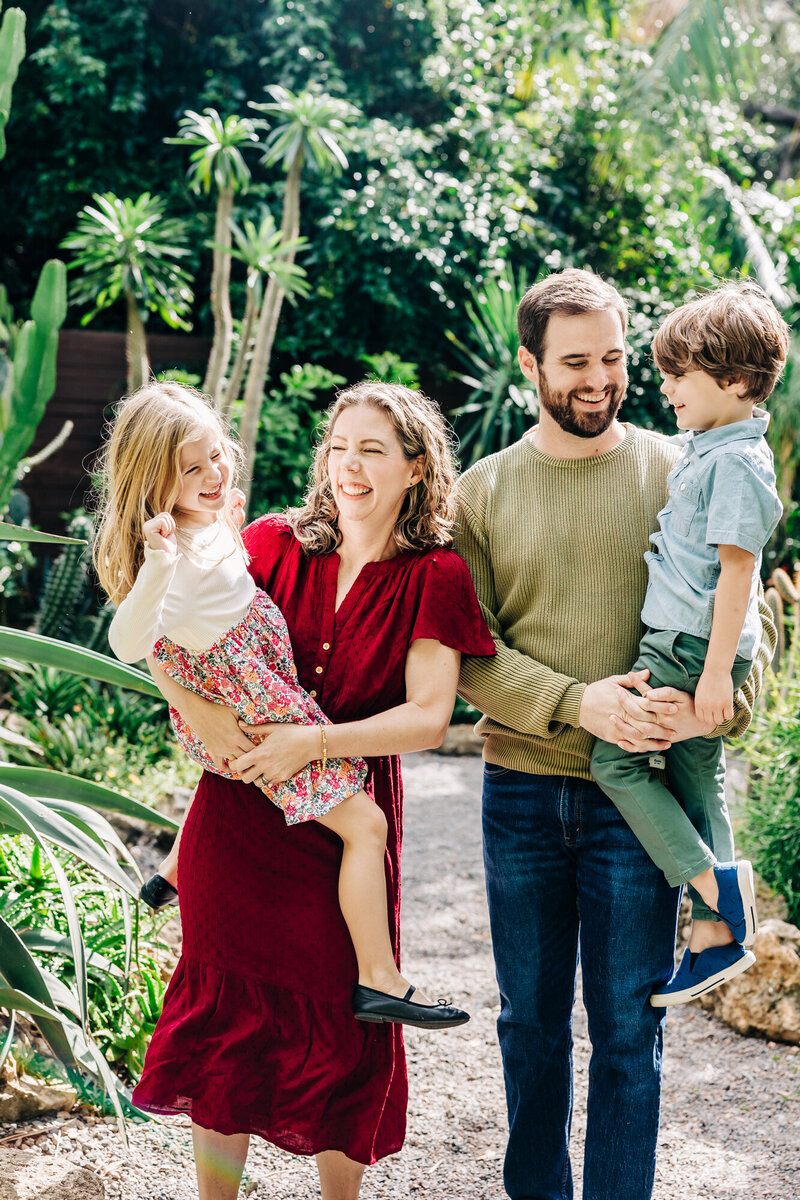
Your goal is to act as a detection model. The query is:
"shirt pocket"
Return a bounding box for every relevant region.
[669,476,702,538]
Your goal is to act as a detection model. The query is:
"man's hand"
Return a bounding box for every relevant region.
[143,512,177,554]
[610,673,716,750]
[580,671,676,751]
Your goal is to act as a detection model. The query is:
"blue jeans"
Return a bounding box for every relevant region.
[482,766,680,1200]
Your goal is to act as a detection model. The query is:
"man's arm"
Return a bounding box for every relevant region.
[455,491,676,748]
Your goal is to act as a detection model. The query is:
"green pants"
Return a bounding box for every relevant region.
[591,628,751,922]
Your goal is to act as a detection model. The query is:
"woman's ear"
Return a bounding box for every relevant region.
[408,456,424,488]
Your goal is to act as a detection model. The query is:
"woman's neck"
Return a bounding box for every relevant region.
[337,522,399,570]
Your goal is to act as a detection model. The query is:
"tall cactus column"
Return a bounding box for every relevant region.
[0,5,67,514]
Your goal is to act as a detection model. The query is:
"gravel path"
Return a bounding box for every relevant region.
[9,752,800,1198]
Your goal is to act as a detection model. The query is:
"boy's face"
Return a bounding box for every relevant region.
[659,370,750,432]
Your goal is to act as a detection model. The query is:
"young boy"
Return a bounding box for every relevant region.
[591,280,790,1006]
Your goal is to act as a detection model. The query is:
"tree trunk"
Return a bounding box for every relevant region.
[203,185,235,408]
[125,291,149,392]
[222,280,259,421]
[239,152,303,499]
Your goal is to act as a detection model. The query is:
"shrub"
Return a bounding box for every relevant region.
[739,625,800,925]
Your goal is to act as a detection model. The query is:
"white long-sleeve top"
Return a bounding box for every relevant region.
[108,520,256,663]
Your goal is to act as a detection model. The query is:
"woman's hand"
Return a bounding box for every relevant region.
[230,723,322,786]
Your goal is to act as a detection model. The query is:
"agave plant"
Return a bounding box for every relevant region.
[447,263,539,466]
[0,523,176,1125]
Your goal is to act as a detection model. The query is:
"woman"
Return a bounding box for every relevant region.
[132,382,496,1200]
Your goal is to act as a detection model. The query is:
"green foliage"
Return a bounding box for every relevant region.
[0,260,67,514]
[740,621,800,925]
[33,513,95,641]
[248,362,345,514]
[61,192,194,331]
[360,351,420,387]
[167,107,259,195]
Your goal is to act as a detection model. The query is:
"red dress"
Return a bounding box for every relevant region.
[131,516,496,1164]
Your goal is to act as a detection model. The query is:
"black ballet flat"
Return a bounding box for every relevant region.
[139,873,179,911]
[352,984,469,1030]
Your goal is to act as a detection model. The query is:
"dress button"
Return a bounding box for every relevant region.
[310,689,317,698]
[680,483,685,490]
[315,666,323,675]
[322,642,330,651]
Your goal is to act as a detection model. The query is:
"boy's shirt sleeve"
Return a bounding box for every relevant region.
[704,451,782,555]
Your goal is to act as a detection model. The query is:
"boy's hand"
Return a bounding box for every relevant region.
[694,669,734,727]
[143,512,177,554]
[229,488,247,530]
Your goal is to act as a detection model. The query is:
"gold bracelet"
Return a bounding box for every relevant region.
[319,725,328,777]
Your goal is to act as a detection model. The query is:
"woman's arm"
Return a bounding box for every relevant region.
[147,656,256,770]
[230,638,460,785]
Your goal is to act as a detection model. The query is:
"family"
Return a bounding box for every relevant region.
[94,268,789,1200]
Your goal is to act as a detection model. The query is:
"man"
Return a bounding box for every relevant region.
[454,268,774,1200]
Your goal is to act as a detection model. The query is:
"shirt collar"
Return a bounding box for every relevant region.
[689,409,770,457]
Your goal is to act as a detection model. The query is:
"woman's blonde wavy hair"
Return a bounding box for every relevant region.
[287,381,458,554]
[93,382,246,605]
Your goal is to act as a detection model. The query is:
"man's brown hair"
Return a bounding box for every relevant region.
[652,281,791,406]
[517,267,628,361]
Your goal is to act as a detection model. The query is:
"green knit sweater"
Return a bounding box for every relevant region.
[454,424,775,779]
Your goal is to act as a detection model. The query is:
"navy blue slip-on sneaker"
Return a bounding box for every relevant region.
[650,941,755,1008]
[714,860,758,946]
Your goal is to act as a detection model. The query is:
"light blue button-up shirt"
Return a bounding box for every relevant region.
[641,410,781,660]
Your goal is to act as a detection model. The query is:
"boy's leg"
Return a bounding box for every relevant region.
[482,766,581,1200]
[577,781,679,1200]
[590,630,718,890]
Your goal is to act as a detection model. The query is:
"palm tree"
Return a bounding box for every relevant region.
[237,87,358,496]
[166,109,260,408]
[61,193,193,391]
[223,206,310,420]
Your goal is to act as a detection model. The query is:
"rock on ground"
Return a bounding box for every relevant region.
[698,918,800,1042]
[3,752,800,1199]
[0,1146,104,1199]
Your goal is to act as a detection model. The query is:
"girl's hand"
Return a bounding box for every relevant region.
[229,489,247,530]
[143,512,177,554]
[694,669,734,728]
[230,722,321,785]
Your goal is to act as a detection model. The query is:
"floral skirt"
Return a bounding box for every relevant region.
[153,589,366,824]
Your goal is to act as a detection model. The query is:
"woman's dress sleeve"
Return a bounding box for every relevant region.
[410,549,497,658]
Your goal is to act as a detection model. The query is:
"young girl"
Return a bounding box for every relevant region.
[94,381,469,1030]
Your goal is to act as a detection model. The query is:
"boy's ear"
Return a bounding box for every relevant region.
[723,376,749,399]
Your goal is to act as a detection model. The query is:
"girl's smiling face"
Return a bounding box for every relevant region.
[174,427,232,526]
[327,405,423,533]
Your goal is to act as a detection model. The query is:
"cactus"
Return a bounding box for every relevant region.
[33,513,95,641]
[0,5,25,161]
[0,7,67,515]
[765,566,800,673]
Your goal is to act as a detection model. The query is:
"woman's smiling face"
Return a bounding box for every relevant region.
[327,404,423,532]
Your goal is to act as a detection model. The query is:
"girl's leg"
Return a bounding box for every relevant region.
[156,806,188,886]
[316,1150,366,1200]
[191,1124,249,1200]
[317,790,430,1001]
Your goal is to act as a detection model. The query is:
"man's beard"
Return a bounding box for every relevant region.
[537,368,625,439]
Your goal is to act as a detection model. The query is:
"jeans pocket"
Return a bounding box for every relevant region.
[484,762,511,778]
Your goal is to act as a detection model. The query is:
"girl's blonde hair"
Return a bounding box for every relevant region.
[287,381,458,554]
[93,382,246,605]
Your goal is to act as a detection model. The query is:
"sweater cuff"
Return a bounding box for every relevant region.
[551,682,587,730]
